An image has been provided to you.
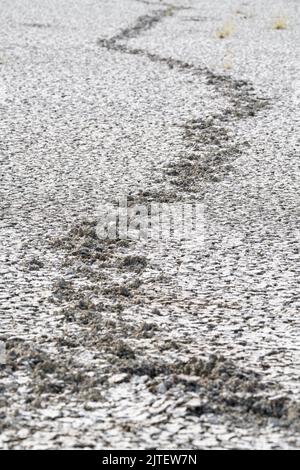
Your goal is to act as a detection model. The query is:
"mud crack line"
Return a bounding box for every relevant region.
[104,3,181,45]
[98,7,270,191]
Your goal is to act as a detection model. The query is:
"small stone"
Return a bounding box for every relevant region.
[108,373,128,385]
[155,382,167,394]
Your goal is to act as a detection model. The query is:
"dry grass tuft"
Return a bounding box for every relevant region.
[273,18,288,30]
[223,62,233,70]
[217,23,235,39]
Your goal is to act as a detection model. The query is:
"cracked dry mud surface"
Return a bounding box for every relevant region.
[0,0,300,450]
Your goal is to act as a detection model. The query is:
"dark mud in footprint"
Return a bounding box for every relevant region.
[50,220,149,324]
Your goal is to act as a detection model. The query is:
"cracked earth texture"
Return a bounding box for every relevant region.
[0,0,299,450]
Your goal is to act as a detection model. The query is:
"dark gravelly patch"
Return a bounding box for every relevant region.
[45,220,300,430]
